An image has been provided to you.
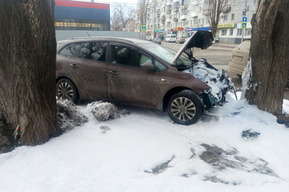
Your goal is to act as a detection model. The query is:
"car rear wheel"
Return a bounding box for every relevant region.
[56,78,78,104]
[167,90,203,125]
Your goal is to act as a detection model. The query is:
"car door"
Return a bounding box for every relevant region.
[57,42,83,78]
[67,41,108,101]
[107,43,162,109]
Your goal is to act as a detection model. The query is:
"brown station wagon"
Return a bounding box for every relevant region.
[56,31,234,125]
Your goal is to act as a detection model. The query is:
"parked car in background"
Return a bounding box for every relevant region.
[229,39,250,77]
[176,36,186,44]
[153,37,162,45]
[165,34,176,43]
[56,31,234,125]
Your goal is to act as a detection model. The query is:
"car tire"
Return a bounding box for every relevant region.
[56,78,79,104]
[167,90,203,125]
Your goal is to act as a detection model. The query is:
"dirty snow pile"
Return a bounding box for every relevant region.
[1,93,289,192]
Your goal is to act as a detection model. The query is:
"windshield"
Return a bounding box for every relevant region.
[140,43,192,66]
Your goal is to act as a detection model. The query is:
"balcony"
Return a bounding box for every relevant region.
[222,5,231,13]
[180,15,186,20]
[180,5,187,10]
[191,12,198,18]
[203,9,211,16]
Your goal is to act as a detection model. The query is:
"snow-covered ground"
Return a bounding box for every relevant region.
[1,92,289,192]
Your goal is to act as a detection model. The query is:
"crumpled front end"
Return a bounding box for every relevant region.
[186,58,235,108]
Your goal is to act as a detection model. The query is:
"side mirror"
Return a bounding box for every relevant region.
[141,62,157,71]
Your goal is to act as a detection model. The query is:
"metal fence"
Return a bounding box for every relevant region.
[56,30,145,41]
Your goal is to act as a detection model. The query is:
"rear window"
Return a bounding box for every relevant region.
[59,43,82,57]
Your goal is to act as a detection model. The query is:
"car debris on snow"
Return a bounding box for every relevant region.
[57,99,88,131]
[88,101,120,121]
[241,129,261,139]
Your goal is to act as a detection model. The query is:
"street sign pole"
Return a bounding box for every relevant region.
[241,28,245,43]
[241,17,247,43]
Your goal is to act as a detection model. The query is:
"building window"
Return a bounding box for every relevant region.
[237,29,242,36]
[246,28,252,36]
[231,14,234,21]
[221,29,227,36]
[223,14,228,22]
[230,29,233,36]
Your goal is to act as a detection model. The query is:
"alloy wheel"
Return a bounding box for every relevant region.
[170,96,196,122]
[57,81,74,100]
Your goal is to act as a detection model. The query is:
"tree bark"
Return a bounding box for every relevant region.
[246,0,289,116]
[0,0,61,146]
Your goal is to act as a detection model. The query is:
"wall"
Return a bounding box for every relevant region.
[54,0,110,30]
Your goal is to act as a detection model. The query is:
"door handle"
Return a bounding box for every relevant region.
[109,70,119,75]
[69,63,79,68]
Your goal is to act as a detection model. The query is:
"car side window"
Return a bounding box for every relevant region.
[111,46,141,67]
[59,43,82,57]
[154,60,168,71]
[140,55,152,65]
[78,42,107,61]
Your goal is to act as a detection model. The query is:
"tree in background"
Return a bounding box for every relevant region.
[138,0,150,27]
[111,5,135,31]
[245,0,289,120]
[203,0,227,38]
[0,0,61,148]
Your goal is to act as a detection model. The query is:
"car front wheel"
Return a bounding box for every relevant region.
[56,78,78,104]
[167,90,203,125]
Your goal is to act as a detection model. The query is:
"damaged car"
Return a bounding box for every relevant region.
[56,31,234,125]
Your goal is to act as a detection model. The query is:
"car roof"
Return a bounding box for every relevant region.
[57,36,152,49]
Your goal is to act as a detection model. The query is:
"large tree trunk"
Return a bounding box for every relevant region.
[0,0,61,146]
[246,0,289,116]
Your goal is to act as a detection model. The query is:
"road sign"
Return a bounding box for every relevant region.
[242,17,247,22]
[141,25,147,32]
[241,22,247,29]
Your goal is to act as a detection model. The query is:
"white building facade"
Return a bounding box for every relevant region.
[217,0,258,43]
[134,0,258,44]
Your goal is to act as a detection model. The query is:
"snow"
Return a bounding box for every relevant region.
[1,93,289,192]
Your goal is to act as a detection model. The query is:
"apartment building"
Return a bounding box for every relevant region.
[217,0,258,43]
[134,0,258,44]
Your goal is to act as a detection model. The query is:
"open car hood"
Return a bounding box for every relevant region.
[173,30,214,63]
